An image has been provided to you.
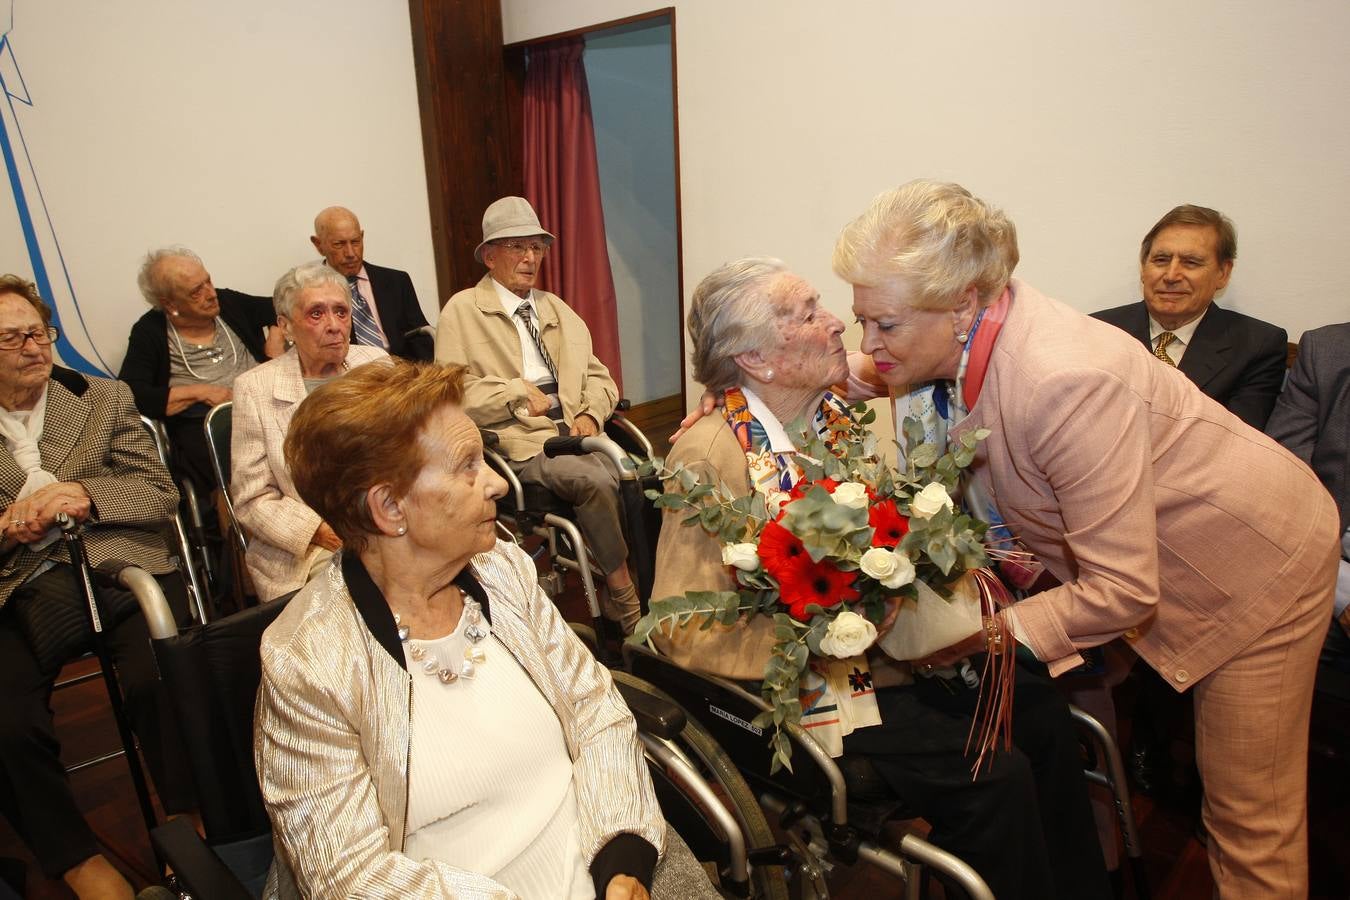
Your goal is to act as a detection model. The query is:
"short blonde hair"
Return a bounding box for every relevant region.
[832,179,1019,310]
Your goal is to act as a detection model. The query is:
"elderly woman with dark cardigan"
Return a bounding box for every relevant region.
[651,259,1108,900]
[118,246,280,491]
[254,359,716,899]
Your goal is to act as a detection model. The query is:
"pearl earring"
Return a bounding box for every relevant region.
[956,330,969,343]
[170,309,180,318]
[764,369,775,382]
[396,525,407,536]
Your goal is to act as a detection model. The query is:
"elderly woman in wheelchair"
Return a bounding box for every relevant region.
[254,359,717,899]
[230,262,387,602]
[0,275,193,899]
[649,259,1111,900]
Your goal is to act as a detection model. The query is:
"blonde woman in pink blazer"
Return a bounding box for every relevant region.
[834,180,1339,900]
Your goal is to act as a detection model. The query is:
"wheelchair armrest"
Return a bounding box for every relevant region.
[478,428,500,449]
[109,564,179,640]
[150,817,254,900]
[605,412,654,459]
[542,433,634,477]
[482,445,526,513]
[615,680,687,740]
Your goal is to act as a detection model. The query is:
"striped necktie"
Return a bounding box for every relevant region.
[514,303,558,384]
[1154,331,1177,367]
[346,277,387,348]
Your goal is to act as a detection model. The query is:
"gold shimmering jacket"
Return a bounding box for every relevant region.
[254,540,665,898]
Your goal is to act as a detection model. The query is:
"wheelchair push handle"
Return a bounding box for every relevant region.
[541,433,636,478]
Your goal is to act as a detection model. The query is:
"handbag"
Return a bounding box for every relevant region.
[9,567,141,675]
[876,570,984,662]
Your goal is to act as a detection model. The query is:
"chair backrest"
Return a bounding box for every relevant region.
[152,594,292,842]
[203,401,233,501]
[203,402,248,559]
[137,416,211,624]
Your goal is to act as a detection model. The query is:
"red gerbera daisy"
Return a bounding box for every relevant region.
[789,477,838,500]
[778,558,860,621]
[758,519,812,581]
[868,499,910,548]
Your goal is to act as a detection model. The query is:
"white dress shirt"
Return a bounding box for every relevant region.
[492,278,554,387]
[1147,309,1205,365]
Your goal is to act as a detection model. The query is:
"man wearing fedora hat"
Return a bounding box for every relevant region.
[435,196,640,632]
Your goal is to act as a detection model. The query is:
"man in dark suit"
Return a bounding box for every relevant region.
[1267,322,1350,640]
[1093,204,1287,429]
[311,206,432,360]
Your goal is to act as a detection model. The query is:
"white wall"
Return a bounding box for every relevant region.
[584,21,681,404]
[504,0,1350,403]
[0,0,436,375]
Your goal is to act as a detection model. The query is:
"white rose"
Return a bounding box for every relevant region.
[910,482,954,519]
[831,481,870,509]
[819,610,879,658]
[859,546,916,589]
[721,542,761,572]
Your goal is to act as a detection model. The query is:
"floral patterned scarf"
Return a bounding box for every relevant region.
[722,385,882,755]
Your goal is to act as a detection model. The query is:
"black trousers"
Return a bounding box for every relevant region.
[0,567,194,878]
[843,659,1111,900]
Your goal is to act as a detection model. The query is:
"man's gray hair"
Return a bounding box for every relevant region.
[687,258,790,393]
[136,246,203,308]
[273,261,351,319]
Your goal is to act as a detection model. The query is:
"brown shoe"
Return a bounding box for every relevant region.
[602,584,642,636]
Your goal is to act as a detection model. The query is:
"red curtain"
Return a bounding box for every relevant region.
[523,38,623,393]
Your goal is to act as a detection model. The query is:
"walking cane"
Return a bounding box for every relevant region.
[55,512,160,839]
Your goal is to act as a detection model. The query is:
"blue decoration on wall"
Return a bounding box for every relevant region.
[1,1,111,376]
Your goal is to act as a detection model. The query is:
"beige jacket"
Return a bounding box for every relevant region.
[954,279,1339,684]
[255,540,664,899]
[435,275,619,461]
[651,414,909,688]
[230,346,388,601]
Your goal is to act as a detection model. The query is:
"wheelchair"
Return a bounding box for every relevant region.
[624,641,1150,899]
[139,415,214,624]
[137,593,780,898]
[482,402,660,655]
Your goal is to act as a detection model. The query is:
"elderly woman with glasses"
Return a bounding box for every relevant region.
[652,259,1109,900]
[835,180,1338,898]
[230,261,386,601]
[0,274,193,899]
[255,359,716,899]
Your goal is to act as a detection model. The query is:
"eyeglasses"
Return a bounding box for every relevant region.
[0,326,59,351]
[494,239,551,255]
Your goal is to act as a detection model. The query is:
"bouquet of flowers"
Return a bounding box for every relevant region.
[631,406,1012,772]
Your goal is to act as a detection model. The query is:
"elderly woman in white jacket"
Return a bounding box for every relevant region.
[230,261,386,601]
[254,359,715,899]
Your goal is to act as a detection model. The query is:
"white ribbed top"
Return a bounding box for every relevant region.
[402,619,593,899]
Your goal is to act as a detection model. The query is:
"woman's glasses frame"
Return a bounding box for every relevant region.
[0,326,60,351]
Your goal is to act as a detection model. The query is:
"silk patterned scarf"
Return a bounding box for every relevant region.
[721,386,882,755]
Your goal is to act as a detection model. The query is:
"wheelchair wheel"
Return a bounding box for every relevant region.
[613,671,791,900]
